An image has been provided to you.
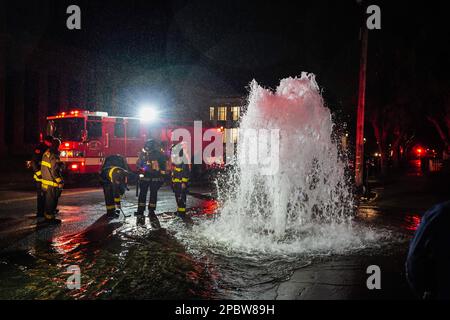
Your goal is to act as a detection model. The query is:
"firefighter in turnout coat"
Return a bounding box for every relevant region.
[30,135,53,217]
[100,155,129,218]
[136,139,168,229]
[171,142,192,224]
[40,138,64,223]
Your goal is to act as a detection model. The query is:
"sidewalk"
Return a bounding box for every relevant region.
[275,171,450,300]
[369,170,450,213]
[274,244,415,300]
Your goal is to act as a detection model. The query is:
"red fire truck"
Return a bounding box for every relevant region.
[45,110,223,174]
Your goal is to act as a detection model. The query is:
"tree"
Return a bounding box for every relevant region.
[367,102,412,175]
[365,27,419,175]
[427,94,450,158]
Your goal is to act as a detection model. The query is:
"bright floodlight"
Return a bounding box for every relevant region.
[139,105,159,123]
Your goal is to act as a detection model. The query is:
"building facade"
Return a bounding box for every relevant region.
[207,96,246,145]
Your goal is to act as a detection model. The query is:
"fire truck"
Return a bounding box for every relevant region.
[45,110,223,175]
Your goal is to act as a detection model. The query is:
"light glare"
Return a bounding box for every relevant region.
[139,106,158,123]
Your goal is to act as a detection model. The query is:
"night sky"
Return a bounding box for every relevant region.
[4,0,450,149]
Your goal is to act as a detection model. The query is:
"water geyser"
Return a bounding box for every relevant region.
[195,73,377,254]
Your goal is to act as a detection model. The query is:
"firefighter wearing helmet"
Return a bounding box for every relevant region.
[170,141,193,224]
[30,135,54,218]
[135,139,168,228]
[40,137,64,223]
[100,155,129,218]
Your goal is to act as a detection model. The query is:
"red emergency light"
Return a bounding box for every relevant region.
[55,110,84,118]
[61,142,72,150]
[70,164,79,170]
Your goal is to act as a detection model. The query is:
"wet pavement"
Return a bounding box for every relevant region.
[0,185,218,299]
[0,169,449,300]
[273,168,450,300]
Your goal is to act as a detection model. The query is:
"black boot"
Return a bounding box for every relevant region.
[106,209,118,218]
[47,218,62,224]
[176,211,193,225]
[135,206,145,216]
[148,211,161,229]
[136,215,146,226]
[44,215,61,224]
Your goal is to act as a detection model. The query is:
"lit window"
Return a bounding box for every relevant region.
[223,128,239,144]
[209,107,215,120]
[218,107,227,121]
[223,128,228,144]
[231,128,239,143]
[231,106,240,121]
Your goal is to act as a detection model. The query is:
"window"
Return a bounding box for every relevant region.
[223,128,238,144]
[209,107,215,120]
[218,107,227,121]
[114,120,125,138]
[87,121,102,139]
[126,119,140,138]
[231,106,240,121]
[48,118,85,141]
[231,128,239,143]
[223,128,228,144]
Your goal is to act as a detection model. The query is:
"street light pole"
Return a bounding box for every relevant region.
[355,25,368,189]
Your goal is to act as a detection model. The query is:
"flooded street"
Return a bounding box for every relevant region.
[0,200,311,299]
[0,182,423,300]
[0,187,218,299]
[2,161,448,300]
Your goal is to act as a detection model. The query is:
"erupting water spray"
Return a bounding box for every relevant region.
[192,73,381,254]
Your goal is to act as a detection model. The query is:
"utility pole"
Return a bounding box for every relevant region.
[355,24,368,189]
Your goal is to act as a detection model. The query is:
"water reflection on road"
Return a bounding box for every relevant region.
[0,211,218,299]
[0,198,419,300]
[357,205,421,233]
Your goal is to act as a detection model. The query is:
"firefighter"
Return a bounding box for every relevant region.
[171,142,192,224]
[100,155,129,218]
[136,139,168,229]
[30,135,54,217]
[40,138,64,223]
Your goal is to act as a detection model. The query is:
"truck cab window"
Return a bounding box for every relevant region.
[114,122,125,138]
[126,119,140,138]
[87,121,102,139]
[46,118,84,141]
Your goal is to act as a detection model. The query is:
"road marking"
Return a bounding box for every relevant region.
[0,188,101,204]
